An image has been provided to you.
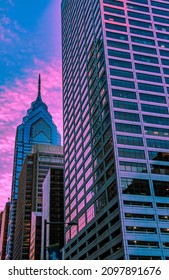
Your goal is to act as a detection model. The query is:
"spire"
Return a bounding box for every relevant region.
[38,74,42,99]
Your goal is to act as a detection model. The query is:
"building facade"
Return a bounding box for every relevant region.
[41,167,64,260]
[29,212,42,260]
[0,202,10,260]
[62,0,169,260]
[6,76,61,259]
[13,145,63,260]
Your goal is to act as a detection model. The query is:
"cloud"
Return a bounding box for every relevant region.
[0,58,62,211]
[7,0,14,5]
[0,14,21,43]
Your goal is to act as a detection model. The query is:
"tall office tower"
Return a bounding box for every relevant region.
[6,76,61,259]
[62,0,169,260]
[0,202,10,260]
[41,167,64,260]
[13,145,63,260]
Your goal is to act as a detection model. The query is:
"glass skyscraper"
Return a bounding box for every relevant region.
[62,0,169,260]
[6,75,61,259]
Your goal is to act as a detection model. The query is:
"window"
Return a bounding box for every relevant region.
[145,126,169,137]
[164,68,169,75]
[160,50,169,57]
[138,83,164,93]
[108,40,129,50]
[161,228,169,234]
[128,241,159,248]
[107,180,117,201]
[157,202,169,208]
[135,63,160,73]
[112,89,136,100]
[153,181,169,197]
[125,213,154,220]
[128,0,148,5]
[124,201,152,207]
[140,93,166,104]
[151,1,169,10]
[143,115,169,125]
[163,243,169,249]
[130,256,161,260]
[120,161,147,173]
[108,49,131,59]
[128,11,150,21]
[129,19,152,29]
[158,41,169,48]
[141,104,168,114]
[151,164,169,175]
[152,8,169,17]
[104,6,125,15]
[130,27,153,37]
[158,215,169,221]
[126,226,156,234]
[109,59,132,68]
[112,79,135,89]
[118,148,145,159]
[127,4,149,13]
[157,33,169,40]
[149,151,169,161]
[114,111,140,122]
[131,36,155,46]
[162,58,169,66]
[147,139,169,150]
[105,23,127,32]
[103,0,124,7]
[105,15,126,24]
[133,45,157,54]
[154,16,169,25]
[155,24,169,32]
[106,31,128,41]
[137,73,162,83]
[116,123,141,134]
[117,135,143,146]
[110,69,133,79]
[113,100,138,110]
[135,56,159,65]
[121,178,150,195]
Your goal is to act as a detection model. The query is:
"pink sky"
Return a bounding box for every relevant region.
[0,0,62,211]
[0,58,63,211]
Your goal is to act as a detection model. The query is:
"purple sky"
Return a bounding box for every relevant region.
[0,0,62,211]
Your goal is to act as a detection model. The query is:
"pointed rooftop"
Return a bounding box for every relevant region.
[23,75,48,122]
[37,74,42,100]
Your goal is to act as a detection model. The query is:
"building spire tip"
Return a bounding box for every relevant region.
[38,74,41,98]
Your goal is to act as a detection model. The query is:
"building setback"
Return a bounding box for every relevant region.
[61,0,169,260]
[13,144,63,260]
[6,75,61,259]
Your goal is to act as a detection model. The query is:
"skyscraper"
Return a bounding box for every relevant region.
[61,0,169,260]
[13,144,63,260]
[6,76,61,259]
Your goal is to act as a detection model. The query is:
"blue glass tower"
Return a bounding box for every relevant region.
[6,75,61,259]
